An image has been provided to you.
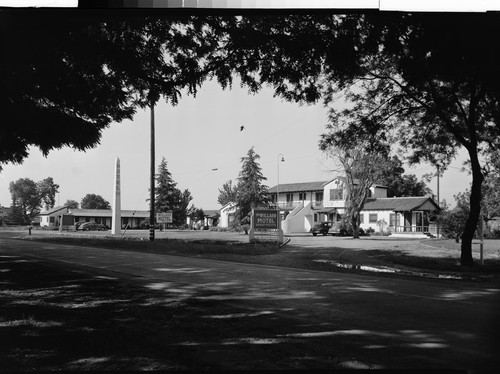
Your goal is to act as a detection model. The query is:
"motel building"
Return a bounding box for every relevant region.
[37,206,149,229]
[219,177,440,237]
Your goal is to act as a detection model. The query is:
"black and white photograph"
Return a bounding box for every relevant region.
[0,0,499,372]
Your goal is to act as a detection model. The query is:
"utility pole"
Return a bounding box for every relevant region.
[437,165,440,238]
[150,101,155,241]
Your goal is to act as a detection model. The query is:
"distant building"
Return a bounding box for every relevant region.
[37,206,149,229]
[186,209,220,229]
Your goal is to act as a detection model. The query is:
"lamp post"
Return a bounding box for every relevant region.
[277,153,285,221]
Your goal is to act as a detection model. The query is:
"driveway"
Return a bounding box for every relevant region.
[1,235,499,371]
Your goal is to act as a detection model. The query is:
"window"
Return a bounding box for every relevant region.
[315,192,323,206]
[286,193,293,207]
[49,216,55,223]
[390,213,400,227]
[359,214,364,224]
[329,188,343,200]
[369,213,378,223]
[314,213,318,222]
[298,192,306,201]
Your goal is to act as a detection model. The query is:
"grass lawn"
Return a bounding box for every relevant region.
[14,229,500,280]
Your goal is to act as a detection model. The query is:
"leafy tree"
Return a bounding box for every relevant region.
[217,13,500,266]
[153,157,192,227]
[217,180,237,206]
[437,193,471,243]
[234,147,269,223]
[325,143,391,239]
[481,155,500,231]
[0,12,228,171]
[187,206,205,228]
[81,194,111,210]
[37,177,60,210]
[376,156,432,198]
[8,177,60,223]
[64,199,79,209]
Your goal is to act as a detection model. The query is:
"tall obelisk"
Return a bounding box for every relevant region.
[112,157,121,235]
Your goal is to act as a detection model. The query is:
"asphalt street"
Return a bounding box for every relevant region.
[1,236,499,371]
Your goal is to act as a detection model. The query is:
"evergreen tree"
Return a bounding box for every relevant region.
[234,147,269,223]
[154,157,192,227]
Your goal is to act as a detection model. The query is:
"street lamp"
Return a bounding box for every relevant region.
[277,153,285,219]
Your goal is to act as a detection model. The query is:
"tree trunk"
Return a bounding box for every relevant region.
[351,214,360,239]
[460,149,484,267]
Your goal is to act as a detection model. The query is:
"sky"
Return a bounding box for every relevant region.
[0,77,472,212]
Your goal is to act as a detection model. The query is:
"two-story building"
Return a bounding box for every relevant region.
[220,177,440,237]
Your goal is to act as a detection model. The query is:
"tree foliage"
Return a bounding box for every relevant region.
[437,193,471,243]
[154,157,192,227]
[375,156,432,198]
[0,12,228,171]
[218,13,500,266]
[217,180,237,206]
[234,147,269,223]
[81,194,111,210]
[8,177,59,223]
[64,199,79,209]
[326,144,392,238]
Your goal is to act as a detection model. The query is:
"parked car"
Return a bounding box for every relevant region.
[77,222,107,231]
[311,221,330,236]
[311,221,366,236]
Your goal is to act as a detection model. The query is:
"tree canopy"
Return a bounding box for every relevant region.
[0,12,226,171]
[8,177,60,223]
[64,199,79,209]
[217,13,500,266]
[81,194,111,210]
[217,180,237,207]
[375,156,432,198]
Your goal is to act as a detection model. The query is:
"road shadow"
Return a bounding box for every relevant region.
[1,253,500,371]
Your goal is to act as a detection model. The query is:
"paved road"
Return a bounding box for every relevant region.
[1,236,499,371]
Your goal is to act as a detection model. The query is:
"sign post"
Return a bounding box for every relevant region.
[157,211,173,231]
[249,209,282,244]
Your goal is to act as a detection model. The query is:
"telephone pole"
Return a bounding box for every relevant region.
[150,101,155,241]
[436,165,440,238]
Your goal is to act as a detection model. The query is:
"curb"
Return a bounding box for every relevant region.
[312,259,495,281]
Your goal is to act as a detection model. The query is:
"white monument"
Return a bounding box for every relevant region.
[111,157,121,235]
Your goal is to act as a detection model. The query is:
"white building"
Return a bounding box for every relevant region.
[220,177,440,237]
[38,206,149,229]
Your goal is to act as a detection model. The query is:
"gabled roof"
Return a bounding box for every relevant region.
[268,178,387,194]
[330,176,387,189]
[203,210,220,217]
[69,209,150,218]
[363,197,439,212]
[268,181,329,194]
[39,205,68,216]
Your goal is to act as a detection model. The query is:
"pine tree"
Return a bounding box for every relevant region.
[154,157,192,227]
[235,147,269,223]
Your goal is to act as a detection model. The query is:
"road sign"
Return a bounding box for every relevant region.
[157,212,172,223]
